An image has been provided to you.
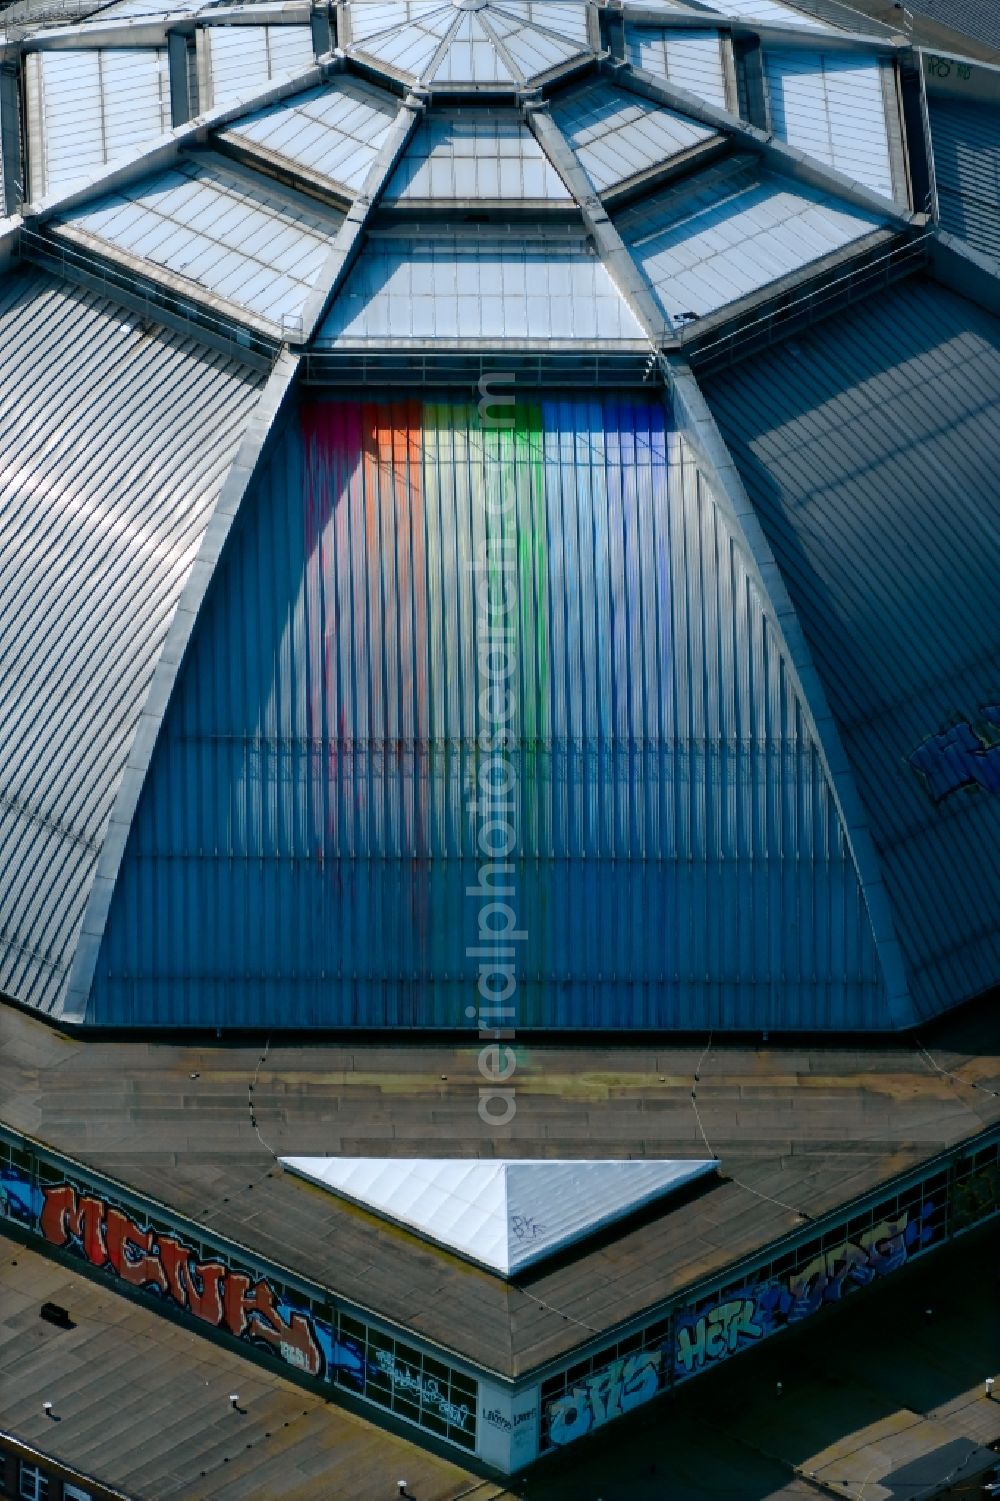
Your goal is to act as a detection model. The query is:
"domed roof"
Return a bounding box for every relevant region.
[5,0,995,1037]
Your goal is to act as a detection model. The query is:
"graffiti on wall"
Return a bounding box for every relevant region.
[546,1351,663,1447]
[541,1198,940,1448]
[925,55,973,81]
[673,1200,938,1380]
[0,1167,363,1385]
[909,707,1000,802]
[372,1348,472,1430]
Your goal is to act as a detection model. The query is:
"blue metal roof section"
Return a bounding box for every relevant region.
[704,277,1000,1023]
[86,391,891,1030]
[928,95,1000,264]
[0,269,264,1019]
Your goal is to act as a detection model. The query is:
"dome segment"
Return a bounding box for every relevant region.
[341,0,593,87]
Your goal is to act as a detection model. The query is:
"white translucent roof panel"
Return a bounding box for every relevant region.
[624,27,729,110]
[384,112,570,201]
[619,156,883,323]
[765,48,894,199]
[553,80,718,195]
[347,0,450,43]
[280,1158,718,1274]
[203,24,314,110]
[25,48,171,201]
[316,232,648,344]
[221,78,398,197]
[483,7,585,77]
[344,0,590,84]
[501,0,591,47]
[347,3,456,77]
[98,0,214,15]
[59,153,343,330]
[430,12,516,83]
[700,0,830,28]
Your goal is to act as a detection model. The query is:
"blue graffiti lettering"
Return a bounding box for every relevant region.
[910,709,1000,802]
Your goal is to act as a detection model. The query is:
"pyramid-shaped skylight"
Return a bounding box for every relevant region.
[279,1157,717,1274]
[342,0,592,86]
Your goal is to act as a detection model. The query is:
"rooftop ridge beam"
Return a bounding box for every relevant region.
[661,354,916,1030]
[296,88,426,345]
[606,57,920,224]
[61,350,302,1026]
[522,93,673,344]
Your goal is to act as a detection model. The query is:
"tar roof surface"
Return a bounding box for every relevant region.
[1,999,998,1378]
[3,1225,997,1501]
[0,1237,495,1501]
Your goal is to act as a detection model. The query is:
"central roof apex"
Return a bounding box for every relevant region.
[279,1157,718,1275]
[341,0,594,87]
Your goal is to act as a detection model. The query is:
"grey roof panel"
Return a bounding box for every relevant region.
[56,152,344,331]
[552,79,719,195]
[928,95,1000,263]
[0,269,263,1017]
[704,276,1000,1020]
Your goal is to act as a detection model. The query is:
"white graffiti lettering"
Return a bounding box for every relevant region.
[374,1349,470,1429]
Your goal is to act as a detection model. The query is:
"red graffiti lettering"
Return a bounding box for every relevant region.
[105,1208,168,1293]
[40,1184,109,1267]
[35,1181,325,1380]
[158,1236,226,1325]
[224,1273,323,1376]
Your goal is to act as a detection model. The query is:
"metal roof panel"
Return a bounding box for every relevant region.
[0,270,262,1017]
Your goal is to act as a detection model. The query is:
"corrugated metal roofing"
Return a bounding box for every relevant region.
[200,23,315,110]
[909,0,1000,49]
[0,269,263,1018]
[624,27,729,111]
[89,392,888,1029]
[617,155,884,323]
[928,95,1000,263]
[552,79,719,196]
[279,1159,718,1274]
[704,276,1000,1021]
[383,112,571,202]
[24,47,171,200]
[56,152,344,332]
[316,233,646,342]
[764,48,894,200]
[219,77,398,199]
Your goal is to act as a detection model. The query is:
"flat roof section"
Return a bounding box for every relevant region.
[2,1224,996,1499]
[0,1236,494,1501]
[0,996,997,1379]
